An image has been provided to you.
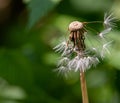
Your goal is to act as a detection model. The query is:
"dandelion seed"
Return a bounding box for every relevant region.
[61,46,73,57]
[53,41,67,53]
[68,56,77,70]
[84,57,90,68]
[58,57,69,67]
[99,27,112,38]
[75,59,82,72]
[55,66,69,78]
[101,41,113,58]
[104,12,117,28]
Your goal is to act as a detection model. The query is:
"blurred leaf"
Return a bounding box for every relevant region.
[107,31,120,69]
[70,0,112,12]
[87,70,107,88]
[0,49,34,88]
[23,0,31,4]
[0,86,26,100]
[27,0,61,29]
[113,1,120,19]
[54,15,78,32]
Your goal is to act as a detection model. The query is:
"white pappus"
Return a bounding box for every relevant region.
[53,12,116,77]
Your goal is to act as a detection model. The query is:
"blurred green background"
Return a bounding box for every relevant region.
[0,0,120,103]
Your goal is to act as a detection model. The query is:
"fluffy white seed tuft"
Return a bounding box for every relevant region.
[104,13,117,28]
[99,27,112,38]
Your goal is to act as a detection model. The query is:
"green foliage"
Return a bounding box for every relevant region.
[0,0,120,103]
[28,0,61,29]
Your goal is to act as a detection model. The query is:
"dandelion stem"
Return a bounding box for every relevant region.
[80,72,89,103]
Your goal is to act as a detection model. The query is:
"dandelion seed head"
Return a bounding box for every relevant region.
[53,13,115,77]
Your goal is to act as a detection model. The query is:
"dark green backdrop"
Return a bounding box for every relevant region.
[0,0,120,103]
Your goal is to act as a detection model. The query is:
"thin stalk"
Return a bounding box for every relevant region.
[80,72,89,103]
[83,21,103,24]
